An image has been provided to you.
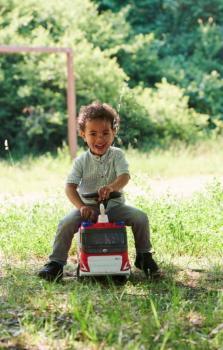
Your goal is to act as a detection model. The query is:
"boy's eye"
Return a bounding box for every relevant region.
[88,131,110,136]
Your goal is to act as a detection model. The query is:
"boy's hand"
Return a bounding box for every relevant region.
[79,206,95,220]
[98,185,113,201]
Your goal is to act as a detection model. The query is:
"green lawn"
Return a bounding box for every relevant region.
[0,143,223,349]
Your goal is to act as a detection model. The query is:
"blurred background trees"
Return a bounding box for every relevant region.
[0,0,222,156]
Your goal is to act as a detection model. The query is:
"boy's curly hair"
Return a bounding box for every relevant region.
[77,101,120,132]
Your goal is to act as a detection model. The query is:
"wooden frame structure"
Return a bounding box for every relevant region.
[0,45,77,158]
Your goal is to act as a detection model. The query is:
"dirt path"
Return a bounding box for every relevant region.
[1,175,223,205]
[128,175,223,199]
[148,175,223,197]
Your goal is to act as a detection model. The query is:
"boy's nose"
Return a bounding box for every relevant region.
[97,133,104,139]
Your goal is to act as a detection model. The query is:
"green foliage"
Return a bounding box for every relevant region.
[94,0,223,36]
[0,0,222,157]
[0,0,128,155]
[81,6,131,51]
[115,33,163,87]
[94,0,223,132]
[115,85,156,148]
[135,80,209,145]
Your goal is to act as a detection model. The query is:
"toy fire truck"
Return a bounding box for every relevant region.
[76,192,131,277]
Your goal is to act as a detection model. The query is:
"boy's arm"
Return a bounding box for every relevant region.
[65,183,84,209]
[65,183,94,219]
[98,173,130,201]
[109,173,130,191]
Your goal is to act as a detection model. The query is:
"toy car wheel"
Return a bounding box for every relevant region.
[113,275,129,284]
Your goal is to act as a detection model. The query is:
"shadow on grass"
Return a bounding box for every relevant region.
[1,261,222,295]
[1,262,222,349]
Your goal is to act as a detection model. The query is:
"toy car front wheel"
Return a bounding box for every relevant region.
[113,275,129,283]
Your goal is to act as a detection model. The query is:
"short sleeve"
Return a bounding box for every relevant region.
[66,156,83,185]
[114,149,130,177]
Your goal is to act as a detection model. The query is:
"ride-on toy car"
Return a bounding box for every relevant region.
[76,191,131,278]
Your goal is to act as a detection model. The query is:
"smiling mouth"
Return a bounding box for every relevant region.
[95,144,106,149]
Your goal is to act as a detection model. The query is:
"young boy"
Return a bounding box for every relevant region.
[38,101,160,281]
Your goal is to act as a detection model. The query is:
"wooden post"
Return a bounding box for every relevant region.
[67,49,77,158]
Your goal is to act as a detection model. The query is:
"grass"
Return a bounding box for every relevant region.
[0,142,223,349]
[128,137,223,177]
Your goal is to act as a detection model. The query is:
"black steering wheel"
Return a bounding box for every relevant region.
[82,191,121,200]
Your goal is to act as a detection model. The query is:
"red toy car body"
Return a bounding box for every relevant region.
[76,193,131,277]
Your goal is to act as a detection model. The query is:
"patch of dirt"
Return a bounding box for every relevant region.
[129,175,223,199]
[0,175,223,205]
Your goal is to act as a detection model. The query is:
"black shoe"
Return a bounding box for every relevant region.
[38,261,63,282]
[135,252,161,278]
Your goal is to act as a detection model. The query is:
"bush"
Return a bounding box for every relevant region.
[94,0,223,133]
[135,79,208,146]
[115,33,163,87]
[0,0,128,155]
[0,0,217,157]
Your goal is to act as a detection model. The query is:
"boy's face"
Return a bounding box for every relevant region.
[80,119,116,156]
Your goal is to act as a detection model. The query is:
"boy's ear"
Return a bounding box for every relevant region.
[79,130,86,140]
[112,128,117,137]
